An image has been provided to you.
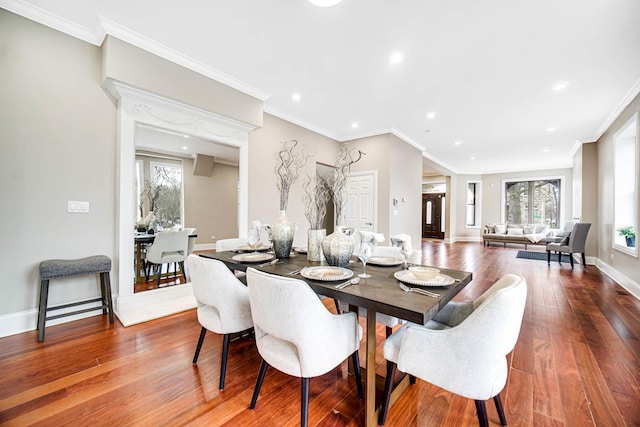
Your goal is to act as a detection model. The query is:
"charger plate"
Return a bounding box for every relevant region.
[394,270,455,287]
[231,253,274,263]
[301,266,353,281]
[367,256,403,266]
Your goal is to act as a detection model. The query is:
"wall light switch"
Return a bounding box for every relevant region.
[68,201,89,213]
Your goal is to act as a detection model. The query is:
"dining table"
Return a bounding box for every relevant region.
[200,249,472,427]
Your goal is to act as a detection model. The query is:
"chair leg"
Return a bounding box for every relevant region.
[100,272,114,323]
[301,377,310,427]
[546,250,551,265]
[378,361,397,426]
[409,375,416,384]
[475,400,489,427]
[192,327,207,363]
[351,351,363,399]
[156,264,162,287]
[180,261,187,282]
[250,359,268,409]
[219,333,230,390]
[37,279,50,342]
[582,252,587,266]
[494,394,507,426]
[569,252,574,268]
[385,326,393,337]
[334,299,341,314]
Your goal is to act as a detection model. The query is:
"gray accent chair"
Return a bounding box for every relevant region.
[188,255,253,390]
[379,274,527,427]
[546,222,591,268]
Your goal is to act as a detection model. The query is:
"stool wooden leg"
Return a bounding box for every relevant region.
[37,279,50,342]
[100,272,114,324]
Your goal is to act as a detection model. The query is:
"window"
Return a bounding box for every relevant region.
[613,113,638,256]
[466,181,481,227]
[503,178,561,227]
[149,161,183,229]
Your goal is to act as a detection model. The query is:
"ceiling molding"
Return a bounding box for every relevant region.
[596,76,640,140]
[263,104,342,141]
[0,0,99,44]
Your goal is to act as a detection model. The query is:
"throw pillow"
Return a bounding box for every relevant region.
[536,224,549,234]
[524,225,536,234]
[495,224,507,234]
[486,224,496,233]
[508,228,524,235]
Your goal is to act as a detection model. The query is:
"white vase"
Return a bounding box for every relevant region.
[307,229,326,262]
[272,210,294,258]
[321,226,355,267]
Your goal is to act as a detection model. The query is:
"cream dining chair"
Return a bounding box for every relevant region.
[145,229,190,286]
[246,268,363,427]
[188,254,253,390]
[379,273,527,427]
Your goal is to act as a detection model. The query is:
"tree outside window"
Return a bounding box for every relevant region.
[505,179,560,226]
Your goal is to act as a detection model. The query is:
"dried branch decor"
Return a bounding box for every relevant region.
[328,145,365,224]
[302,175,331,229]
[275,140,311,210]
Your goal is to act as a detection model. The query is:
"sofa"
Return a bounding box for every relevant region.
[482,223,569,249]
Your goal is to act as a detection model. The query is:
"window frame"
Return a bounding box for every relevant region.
[465,180,482,229]
[501,175,565,227]
[613,113,639,257]
[149,159,185,230]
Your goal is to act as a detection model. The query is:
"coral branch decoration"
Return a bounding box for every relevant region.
[274,140,311,210]
[303,175,331,229]
[328,145,365,225]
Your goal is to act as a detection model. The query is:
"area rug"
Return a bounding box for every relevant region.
[516,250,571,262]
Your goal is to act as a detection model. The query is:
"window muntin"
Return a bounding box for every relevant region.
[504,179,561,227]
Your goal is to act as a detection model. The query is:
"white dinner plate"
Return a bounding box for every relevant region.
[231,253,274,263]
[300,266,353,281]
[236,245,271,252]
[394,270,455,287]
[367,256,403,266]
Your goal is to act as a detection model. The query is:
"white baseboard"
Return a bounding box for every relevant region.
[596,259,640,300]
[194,243,216,251]
[450,236,483,243]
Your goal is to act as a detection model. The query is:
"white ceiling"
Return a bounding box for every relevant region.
[5,0,640,174]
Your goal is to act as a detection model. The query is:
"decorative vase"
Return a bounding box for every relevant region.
[321,226,355,267]
[307,229,326,262]
[272,210,295,258]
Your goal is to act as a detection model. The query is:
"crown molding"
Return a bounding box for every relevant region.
[263,104,341,141]
[596,76,640,140]
[0,0,270,102]
[0,0,99,44]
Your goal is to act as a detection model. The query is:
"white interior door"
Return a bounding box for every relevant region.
[343,171,377,232]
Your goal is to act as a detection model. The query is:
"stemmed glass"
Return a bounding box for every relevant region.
[248,226,260,250]
[358,241,372,278]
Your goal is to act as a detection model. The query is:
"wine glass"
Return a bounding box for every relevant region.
[358,241,372,278]
[248,226,260,249]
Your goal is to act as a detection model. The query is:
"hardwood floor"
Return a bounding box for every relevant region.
[2,242,639,426]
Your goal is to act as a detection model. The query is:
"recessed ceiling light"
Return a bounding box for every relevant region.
[292,92,301,101]
[470,156,476,161]
[351,122,359,128]
[454,140,462,146]
[183,134,189,138]
[389,51,404,64]
[308,0,342,6]
[553,81,570,91]
[182,146,188,150]
[426,112,436,120]
[546,127,556,132]
[543,148,551,153]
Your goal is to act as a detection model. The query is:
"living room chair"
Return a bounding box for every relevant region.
[246,268,363,427]
[379,273,527,427]
[546,222,591,268]
[188,255,253,390]
[145,230,190,286]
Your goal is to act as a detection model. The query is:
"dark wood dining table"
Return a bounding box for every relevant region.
[200,250,472,427]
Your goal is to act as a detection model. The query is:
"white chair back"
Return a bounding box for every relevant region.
[216,237,248,252]
[146,230,190,264]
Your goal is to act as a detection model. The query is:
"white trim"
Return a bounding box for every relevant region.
[264,104,340,141]
[194,243,217,251]
[596,259,640,300]
[597,76,640,140]
[105,80,252,325]
[115,284,197,327]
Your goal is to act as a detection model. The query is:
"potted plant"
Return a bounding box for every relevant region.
[617,226,636,248]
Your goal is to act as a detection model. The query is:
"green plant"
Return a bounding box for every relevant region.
[617,226,636,238]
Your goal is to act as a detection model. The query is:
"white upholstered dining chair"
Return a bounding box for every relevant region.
[187,254,253,390]
[379,273,527,427]
[246,268,363,427]
[145,229,190,286]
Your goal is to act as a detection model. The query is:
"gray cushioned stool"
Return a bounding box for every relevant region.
[38,255,114,341]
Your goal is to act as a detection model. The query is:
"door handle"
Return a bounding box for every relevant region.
[365,222,372,226]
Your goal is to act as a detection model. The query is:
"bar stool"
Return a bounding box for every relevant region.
[37,255,114,342]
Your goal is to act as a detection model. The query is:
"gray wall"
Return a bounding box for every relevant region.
[0,10,117,315]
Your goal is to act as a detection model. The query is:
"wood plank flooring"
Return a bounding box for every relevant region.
[2,242,639,426]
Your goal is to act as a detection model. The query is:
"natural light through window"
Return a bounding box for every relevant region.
[466,181,481,227]
[613,113,638,256]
